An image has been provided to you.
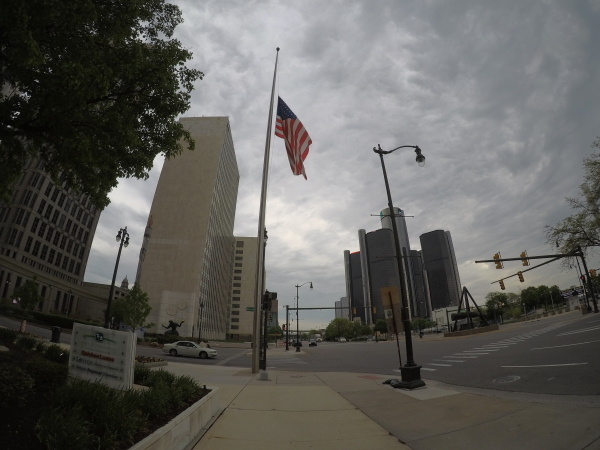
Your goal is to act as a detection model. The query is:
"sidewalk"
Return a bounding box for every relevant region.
[159,346,600,450]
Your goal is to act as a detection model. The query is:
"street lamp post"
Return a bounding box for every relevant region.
[373,143,426,389]
[104,227,129,329]
[295,281,313,353]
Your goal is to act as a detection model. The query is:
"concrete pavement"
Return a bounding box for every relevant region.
[157,346,600,450]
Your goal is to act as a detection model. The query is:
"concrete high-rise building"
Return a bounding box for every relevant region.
[343,250,365,322]
[137,117,239,340]
[411,250,432,318]
[380,207,419,317]
[335,297,350,319]
[419,230,462,310]
[0,159,102,316]
[229,236,259,340]
[363,228,401,323]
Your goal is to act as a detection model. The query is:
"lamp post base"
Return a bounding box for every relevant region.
[395,365,426,390]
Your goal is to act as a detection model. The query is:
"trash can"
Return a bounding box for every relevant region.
[51,326,61,343]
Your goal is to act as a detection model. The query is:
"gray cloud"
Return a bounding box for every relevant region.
[85,0,600,329]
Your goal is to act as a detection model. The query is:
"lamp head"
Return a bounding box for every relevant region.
[116,230,122,242]
[415,146,426,167]
[309,282,313,290]
[124,236,129,248]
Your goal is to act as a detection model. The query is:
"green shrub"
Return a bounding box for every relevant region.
[147,368,177,387]
[134,364,152,386]
[0,327,17,344]
[24,358,68,393]
[0,365,35,408]
[15,335,38,350]
[36,405,97,450]
[44,344,69,364]
[35,341,47,353]
[140,382,172,418]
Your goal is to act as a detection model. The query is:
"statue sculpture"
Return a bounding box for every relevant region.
[162,320,184,335]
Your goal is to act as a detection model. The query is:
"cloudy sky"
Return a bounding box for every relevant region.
[85,0,600,330]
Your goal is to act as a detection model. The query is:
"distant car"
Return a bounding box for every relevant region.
[162,341,217,359]
[309,339,317,346]
[316,337,322,342]
[339,337,347,342]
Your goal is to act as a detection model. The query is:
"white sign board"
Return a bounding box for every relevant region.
[69,323,136,390]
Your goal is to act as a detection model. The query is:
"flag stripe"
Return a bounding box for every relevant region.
[275,97,312,179]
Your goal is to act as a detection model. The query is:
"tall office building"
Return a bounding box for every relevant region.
[411,250,431,318]
[343,250,365,322]
[419,230,462,310]
[335,297,350,319]
[137,117,239,340]
[0,159,102,315]
[362,228,401,323]
[229,236,259,340]
[380,207,419,317]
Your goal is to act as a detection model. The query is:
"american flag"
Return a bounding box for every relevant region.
[275,97,312,179]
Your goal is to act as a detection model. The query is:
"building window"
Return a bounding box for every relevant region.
[231,311,239,315]
[233,290,240,294]
[45,227,53,242]
[58,214,66,229]
[236,241,244,247]
[37,199,46,214]
[68,260,74,273]
[231,318,239,323]
[79,247,85,259]
[62,257,69,270]
[40,245,48,261]
[51,188,59,202]
[235,256,243,261]
[48,249,56,264]
[231,326,239,330]
[234,270,242,274]
[235,263,242,267]
[44,204,53,219]
[234,276,241,280]
[72,243,79,256]
[71,224,78,237]
[52,232,60,246]
[232,297,240,302]
[32,240,41,257]
[76,209,83,221]
[38,222,47,237]
[57,193,66,207]
[55,253,62,267]
[75,262,81,276]
[65,219,72,233]
[60,235,67,249]
[51,210,59,224]
[44,182,53,196]
[24,236,33,253]
[233,283,241,287]
[66,240,73,253]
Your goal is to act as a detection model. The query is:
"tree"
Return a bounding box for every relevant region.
[111,284,154,333]
[325,318,353,340]
[374,319,388,335]
[485,292,508,322]
[546,141,600,265]
[12,277,43,319]
[0,0,203,208]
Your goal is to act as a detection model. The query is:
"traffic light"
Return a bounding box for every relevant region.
[352,307,357,315]
[580,275,586,283]
[493,253,503,269]
[262,291,270,310]
[517,271,524,282]
[520,251,530,266]
[282,324,286,331]
[268,314,272,321]
[590,269,597,277]
[499,279,505,290]
[372,307,377,314]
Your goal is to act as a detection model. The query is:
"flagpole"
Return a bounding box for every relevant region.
[252,47,280,373]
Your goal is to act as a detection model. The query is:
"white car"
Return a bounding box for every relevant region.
[162,341,217,359]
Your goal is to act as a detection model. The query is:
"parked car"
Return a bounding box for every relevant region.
[338,337,347,342]
[162,341,217,359]
[309,339,317,346]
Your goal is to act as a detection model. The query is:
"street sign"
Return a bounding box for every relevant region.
[246,307,254,311]
[381,286,403,334]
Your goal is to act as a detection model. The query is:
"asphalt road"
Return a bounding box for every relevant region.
[3,310,599,396]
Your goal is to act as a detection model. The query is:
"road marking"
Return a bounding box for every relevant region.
[421,368,437,371]
[557,325,600,336]
[473,348,500,351]
[451,355,479,358]
[501,363,588,368]
[531,340,600,350]
[457,352,489,355]
[428,363,451,367]
[436,359,464,362]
